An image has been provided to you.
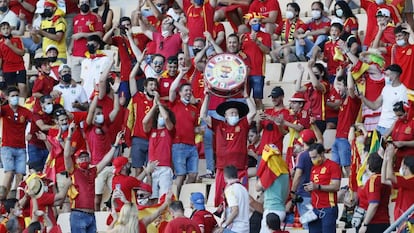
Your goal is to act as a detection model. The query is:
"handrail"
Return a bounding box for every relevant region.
[384,204,414,233]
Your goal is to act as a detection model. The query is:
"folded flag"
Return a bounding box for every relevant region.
[257,144,289,189]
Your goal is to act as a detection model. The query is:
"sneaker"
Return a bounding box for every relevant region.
[199,173,215,179]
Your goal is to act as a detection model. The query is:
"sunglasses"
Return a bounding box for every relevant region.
[13,112,18,121]
[159,41,164,50]
[153,61,164,66]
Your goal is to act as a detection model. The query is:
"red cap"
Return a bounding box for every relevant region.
[300,129,316,144]
[44,0,57,7]
[74,149,89,157]
[290,92,306,102]
[137,183,153,194]
[113,156,128,174]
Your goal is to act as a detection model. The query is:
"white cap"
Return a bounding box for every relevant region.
[58,64,71,73]
[35,0,45,14]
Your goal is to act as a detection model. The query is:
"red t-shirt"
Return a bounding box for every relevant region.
[364,174,390,224]
[32,74,57,95]
[72,12,104,57]
[241,31,271,76]
[286,109,311,130]
[306,17,331,41]
[0,37,25,72]
[322,40,347,76]
[191,209,217,233]
[28,110,54,149]
[164,217,201,233]
[152,32,182,61]
[9,0,37,23]
[258,108,290,154]
[394,175,414,220]
[335,96,361,138]
[139,220,147,233]
[183,0,215,45]
[375,25,395,67]
[303,81,329,121]
[310,159,341,208]
[158,73,186,99]
[361,0,401,47]
[84,122,112,165]
[248,0,282,27]
[212,117,249,169]
[325,86,342,119]
[70,166,97,210]
[190,68,205,101]
[97,95,125,143]
[148,128,173,167]
[393,44,414,90]
[47,127,86,174]
[111,35,137,81]
[127,92,154,139]
[112,174,142,212]
[343,17,359,35]
[1,105,31,148]
[169,99,199,145]
[391,117,414,158]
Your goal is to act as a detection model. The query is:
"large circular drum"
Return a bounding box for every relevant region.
[204,53,248,97]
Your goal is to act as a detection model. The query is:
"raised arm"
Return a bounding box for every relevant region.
[109,77,121,122]
[200,93,212,127]
[143,92,160,133]
[204,31,224,54]
[169,66,189,102]
[96,130,124,173]
[86,95,99,126]
[64,122,77,173]
[98,56,115,100]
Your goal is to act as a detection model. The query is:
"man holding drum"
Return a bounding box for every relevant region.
[200,87,256,207]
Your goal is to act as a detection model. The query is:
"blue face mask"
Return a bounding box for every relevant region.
[194,0,204,5]
[158,117,165,127]
[251,23,261,32]
[9,96,18,106]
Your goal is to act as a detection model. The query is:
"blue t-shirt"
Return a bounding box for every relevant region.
[295,150,312,197]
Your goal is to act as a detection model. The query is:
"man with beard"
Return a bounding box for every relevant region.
[127,61,158,176]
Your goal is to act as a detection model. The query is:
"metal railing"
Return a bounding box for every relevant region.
[384,204,414,233]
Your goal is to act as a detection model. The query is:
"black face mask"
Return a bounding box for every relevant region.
[61,74,72,83]
[0,6,7,12]
[96,0,103,6]
[87,43,96,54]
[193,48,201,56]
[0,82,7,90]
[48,56,57,62]
[80,3,90,13]
[2,34,11,39]
[42,8,54,18]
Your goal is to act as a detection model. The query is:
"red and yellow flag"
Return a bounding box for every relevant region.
[257,144,289,189]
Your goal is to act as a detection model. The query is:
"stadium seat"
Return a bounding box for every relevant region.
[56,212,70,233]
[282,62,308,82]
[95,211,110,232]
[323,129,336,150]
[179,183,207,208]
[265,63,283,82]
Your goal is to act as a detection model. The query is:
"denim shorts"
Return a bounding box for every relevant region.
[331,138,351,167]
[118,81,131,104]
[131,137,149,168]
[172,143,199,175]
[27,144,49,168]
[1,147,27,174]
[248,75,265,99]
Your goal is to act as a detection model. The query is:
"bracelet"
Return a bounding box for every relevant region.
[290,191,296,194]
[114,91,118,94]
[112,144,119,148]
[318,184,321,190]
[363,223,369,227]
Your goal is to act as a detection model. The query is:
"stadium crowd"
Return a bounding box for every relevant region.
[0,0,413,232]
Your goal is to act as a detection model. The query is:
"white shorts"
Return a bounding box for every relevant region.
[95,166,114,195]
[150,166,173,199]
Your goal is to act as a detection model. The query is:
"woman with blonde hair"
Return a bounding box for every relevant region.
[108,202,140,233]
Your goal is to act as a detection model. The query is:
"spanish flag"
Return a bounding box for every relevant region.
[257,144,289,189]
[356,130,380,186]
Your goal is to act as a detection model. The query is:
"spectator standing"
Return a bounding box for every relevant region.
[64,124,123,233]
[304,143,341,233]
[0,87,32,199]
[92,0,112,33]
[69,0,104,83]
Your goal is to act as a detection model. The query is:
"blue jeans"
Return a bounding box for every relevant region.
[70,210,96,233]
[22,37,41,55]
[376,126,388,137]
[202,120,215,173]
[331,138,351,167]
[296,196,312,229]
[172,143,199,175]
[27,144,49,170]
[295,35,328,59]
[308,206,338,233]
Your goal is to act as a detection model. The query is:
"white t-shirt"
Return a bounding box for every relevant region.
[378,83,408,128]
[80,55,111,99]
[224,183,249,233]
[53,84,88,112]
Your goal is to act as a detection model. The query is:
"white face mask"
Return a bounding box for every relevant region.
[158,117,165,127]
[61,124,69,131]
[161,30,170,38]
[311,10,322,20]
[375,0,384,4]
[335,9,343,17]
[181,97,190,104]
[9,96,19,106]
[399,166,405,176]
[397,39,406,47]
[227,116,239,126]
[95,114,104,124]
[286,11,295,19]
[44,103,53,114]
